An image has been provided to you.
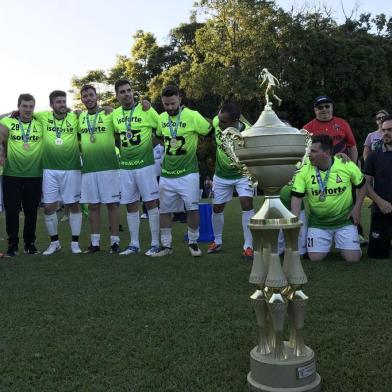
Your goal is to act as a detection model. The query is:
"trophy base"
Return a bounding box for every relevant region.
[248,343,321,392]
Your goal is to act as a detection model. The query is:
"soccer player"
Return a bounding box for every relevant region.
[112,79,160,256]
[34,90,83,255]
[291,134,366,263]
[207,103,254,260]
[78,84,121,253]
[0,94,43,256]
[363,114,392,259]
[153,85,211,257]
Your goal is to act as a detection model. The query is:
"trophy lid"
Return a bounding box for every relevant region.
[242,104,302,137]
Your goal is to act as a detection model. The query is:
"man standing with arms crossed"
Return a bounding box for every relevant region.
[79,84,121,253]
[34,90,83,255]
[153,85,211,257]
[0,94,43,256]
[112,79,161,256]
[207,102,255,260]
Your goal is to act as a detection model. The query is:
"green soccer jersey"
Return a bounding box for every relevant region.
[78,111,118,174]
[280,183,304,211]
[0,117,43,177]
[291,157,365,229]
[112,104,159,170]
[156,107,211,178]
[212,116,250,179]
[35,111,81,170]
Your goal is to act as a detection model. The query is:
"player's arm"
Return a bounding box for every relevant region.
[349,175,366,225]
[291,196,302,218]
[0,123,9,166]
[364,173,392,214]
[347,145,358,163]
[0,112,13,120]
[344,123,358,163]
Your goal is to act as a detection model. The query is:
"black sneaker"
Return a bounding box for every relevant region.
[6,245,18,257]
[110,243,121,254]
[24,243,39,255]
[83,244,100,254]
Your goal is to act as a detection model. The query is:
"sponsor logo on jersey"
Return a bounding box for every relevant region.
[311,186,347,196]
[336,174,342,183]
[333,124,341,131]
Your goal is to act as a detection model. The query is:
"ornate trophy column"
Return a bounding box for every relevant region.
[222,70,321,392]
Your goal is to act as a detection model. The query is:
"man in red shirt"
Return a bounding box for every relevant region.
[303,96,358,162]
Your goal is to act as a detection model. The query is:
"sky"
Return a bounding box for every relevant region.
[0,0,389,111]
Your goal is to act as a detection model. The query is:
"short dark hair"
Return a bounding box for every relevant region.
[49,90,66,104]
[220,102,241,121]
[376,109,389,117]
[114,79,131,93]
[312,134,333,153]
[80,84,96,95]
[382,114,392,123]
[18,93,35,106]
[162,85,179,97]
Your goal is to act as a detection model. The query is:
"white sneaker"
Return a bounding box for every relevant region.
[150,246,173,257]
[188,243,202,257]
[119,245,140,255]
[71,242,82,254]
[145,246,161,256]
[140,213,148,219]
[43,241,61,256]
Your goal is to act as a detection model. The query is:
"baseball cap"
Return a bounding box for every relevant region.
[313,95,332,107]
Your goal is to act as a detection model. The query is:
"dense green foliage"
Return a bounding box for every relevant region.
[71,0,392,150]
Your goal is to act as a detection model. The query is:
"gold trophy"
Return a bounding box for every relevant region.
[222,70,321,392]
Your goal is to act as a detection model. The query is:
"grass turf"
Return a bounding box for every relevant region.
[0,197,391,391]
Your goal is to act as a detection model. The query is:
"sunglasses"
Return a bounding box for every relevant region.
[376,116,385,121]
[316,104,331,110]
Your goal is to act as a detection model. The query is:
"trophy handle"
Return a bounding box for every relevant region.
[221,127,258,188]
[296,129,312,170]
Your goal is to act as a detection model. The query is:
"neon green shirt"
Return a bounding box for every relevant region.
[291,157,364,229]
[78,111,118,173]
[212,116,250,179]
[0,117,43,177]
[112,104,159,170]
[35,111,81,170]
[156,107,211,178]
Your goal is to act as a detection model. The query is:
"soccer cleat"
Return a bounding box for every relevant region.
[207,241,222,254]
[60,215,69,222]
[189,243,202,257]
[110,243,121,254]
[24,243,40,255]
[5,246,18,257]
[84,244,100,254]
[150,246,173,257]
[119,245,140,255]
[71,242,82,254]
[43,241,61,256]
[145,246,161,256]
[242,247,254,261]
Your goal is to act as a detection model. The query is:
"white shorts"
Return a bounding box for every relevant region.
[159,173,200,213]
[306,225,360,253]
[120,165,159,204]
[212,175,254,204]
[278,210,308,255]
[42,169,82,204]
[81,170,121,204]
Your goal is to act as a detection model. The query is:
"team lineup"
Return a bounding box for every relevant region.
[0,82,391,261]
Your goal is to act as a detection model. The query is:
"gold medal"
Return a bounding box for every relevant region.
[319,193,326,202]
[170,138,178,148]
[126,131,133,139]
[55,138,63,145]
[90,134,96,143]
[23,142,30,150]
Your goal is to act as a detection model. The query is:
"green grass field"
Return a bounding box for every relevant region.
[0,198,391,392]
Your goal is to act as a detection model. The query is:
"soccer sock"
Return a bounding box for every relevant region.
[147,207,160,247]
[127,212,140,248]
[188,227,199,244]
[242,209,254,249]
[91,234,100,246]
[110,235,120,246]
[211,211,224,245]
[160,228,172,248]
[44,213,58,238]
[69,212,82,240]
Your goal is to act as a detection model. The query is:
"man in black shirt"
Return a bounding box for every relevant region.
[363,114,392,259]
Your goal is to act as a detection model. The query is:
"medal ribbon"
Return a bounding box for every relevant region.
[122,104,137,133]
[18,119,32,143]
[53,115,66,139]
[86,110,100,137]
[316,163,332,196]
[167,106,183,139]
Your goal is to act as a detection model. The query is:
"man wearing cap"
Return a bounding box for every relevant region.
[303,96,358,162]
